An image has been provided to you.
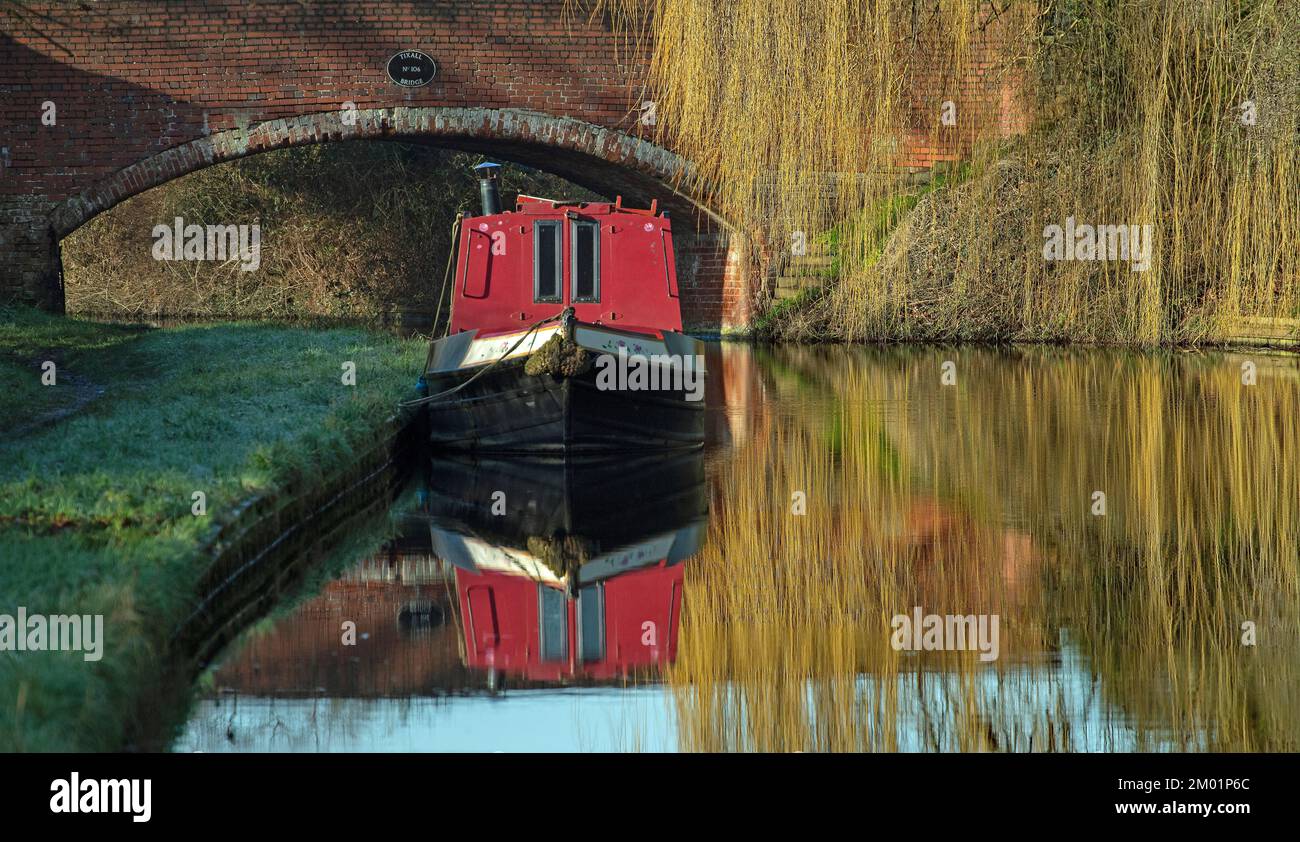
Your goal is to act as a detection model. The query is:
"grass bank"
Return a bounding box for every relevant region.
[0,306,424,751]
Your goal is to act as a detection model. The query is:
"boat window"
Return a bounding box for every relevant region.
[538,585,568,662]
[578,584,605,662]
[534,220,561,303]
[571,220,600,302]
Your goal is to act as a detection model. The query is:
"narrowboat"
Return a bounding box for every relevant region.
[416,163,706,453]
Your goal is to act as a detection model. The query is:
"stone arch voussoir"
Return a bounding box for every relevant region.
[49,107,717,238]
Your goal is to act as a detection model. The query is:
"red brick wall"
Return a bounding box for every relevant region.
[896,8,1028,170]
[0,0,652,202]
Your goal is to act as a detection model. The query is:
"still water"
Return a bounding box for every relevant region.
[175,343,1300,752]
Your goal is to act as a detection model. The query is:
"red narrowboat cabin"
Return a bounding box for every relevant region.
[420,163,706,453]
[420,450,707,684]
[439,525,697,683]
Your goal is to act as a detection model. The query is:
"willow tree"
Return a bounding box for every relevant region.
[574,0,1299,345]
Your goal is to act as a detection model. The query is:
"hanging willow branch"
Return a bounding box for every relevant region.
[571,0,1299,346]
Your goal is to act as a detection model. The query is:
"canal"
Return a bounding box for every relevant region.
[174,343,1300,753]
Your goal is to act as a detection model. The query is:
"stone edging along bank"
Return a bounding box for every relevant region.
[125,411,425,750]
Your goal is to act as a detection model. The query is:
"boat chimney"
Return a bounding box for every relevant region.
[474,161,502,216]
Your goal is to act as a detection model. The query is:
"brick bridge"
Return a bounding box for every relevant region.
[0,0,1018,334]
[0,0,757,332]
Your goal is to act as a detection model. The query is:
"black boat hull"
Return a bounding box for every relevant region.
[424,360,705,453]
[417,450,708,547]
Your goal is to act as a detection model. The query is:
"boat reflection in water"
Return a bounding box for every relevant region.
[424,451,707,688]
[174,448,709,753]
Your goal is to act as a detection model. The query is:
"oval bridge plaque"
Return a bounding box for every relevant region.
[387,50,437,87]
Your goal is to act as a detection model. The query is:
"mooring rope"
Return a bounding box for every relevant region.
[399,309,571,409]
[421,214,463,377]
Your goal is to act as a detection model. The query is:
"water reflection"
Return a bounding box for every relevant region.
[671,345,1299,752]
[176,450,708,752]
[177,344,1300,753]
[427,453,707,685]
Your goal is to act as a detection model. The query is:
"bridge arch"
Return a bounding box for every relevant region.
[46,107,750,333]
